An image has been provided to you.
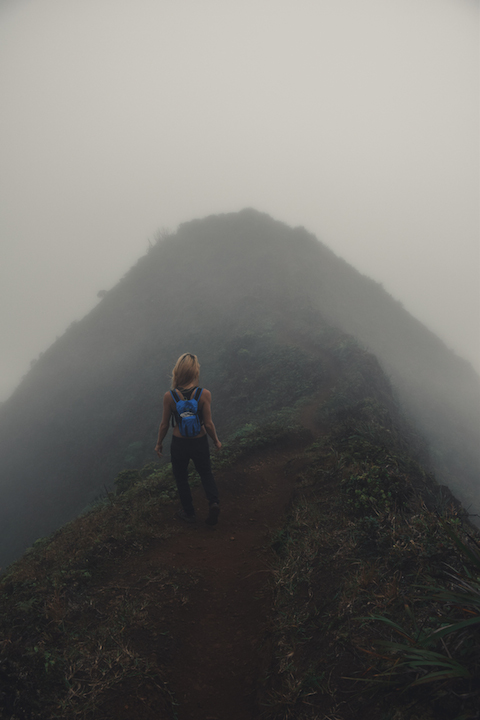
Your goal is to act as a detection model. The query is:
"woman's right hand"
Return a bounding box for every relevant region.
[155,443,163,457]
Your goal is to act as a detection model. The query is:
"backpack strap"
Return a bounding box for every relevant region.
[194,387,204,425]
[170,389,180,428]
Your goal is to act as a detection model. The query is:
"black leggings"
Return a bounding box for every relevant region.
[170,434,219,516]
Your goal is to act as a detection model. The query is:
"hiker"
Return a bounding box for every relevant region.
[155,353,222,526]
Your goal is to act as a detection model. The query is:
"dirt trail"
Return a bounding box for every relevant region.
[100,440,312,720]
[95,341,334,719]
[164,451,296,720]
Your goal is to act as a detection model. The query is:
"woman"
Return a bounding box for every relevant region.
[155,353,222,525]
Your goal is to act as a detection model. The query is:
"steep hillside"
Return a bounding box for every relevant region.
[0,209,478,570]
[1,328,478,720]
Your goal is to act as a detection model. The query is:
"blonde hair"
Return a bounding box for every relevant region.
[171,353,200,389]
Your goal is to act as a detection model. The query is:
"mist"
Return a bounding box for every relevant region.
[0,0,478,401]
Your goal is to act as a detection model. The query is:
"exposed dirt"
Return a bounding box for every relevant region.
[98,439,311,720]
[165,455,295,720]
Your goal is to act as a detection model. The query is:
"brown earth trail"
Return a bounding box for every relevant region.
[99,439,313,720]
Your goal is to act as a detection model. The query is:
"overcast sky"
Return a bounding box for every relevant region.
[0,0,478,401]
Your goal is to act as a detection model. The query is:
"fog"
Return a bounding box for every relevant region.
[0,0,478,401]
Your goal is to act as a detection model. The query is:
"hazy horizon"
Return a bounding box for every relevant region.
[1,0,478,401]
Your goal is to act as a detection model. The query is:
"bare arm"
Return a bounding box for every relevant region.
[155,392,173,457]
[200,389,222,450]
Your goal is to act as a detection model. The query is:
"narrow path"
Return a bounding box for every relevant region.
[164,452,294,720]
[100,441,310,719]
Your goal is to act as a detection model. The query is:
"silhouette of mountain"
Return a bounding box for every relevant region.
[0,208,478,569]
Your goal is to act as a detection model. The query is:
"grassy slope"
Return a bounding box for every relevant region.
[1,327,479,720]
[263,340,480,720]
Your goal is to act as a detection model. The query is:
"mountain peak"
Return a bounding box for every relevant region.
[0,209,478,572]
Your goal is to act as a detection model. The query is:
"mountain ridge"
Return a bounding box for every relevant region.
[0,208,478,570]
[1,318,478,719]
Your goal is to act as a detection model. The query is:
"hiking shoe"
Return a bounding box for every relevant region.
[174,509,196,524]
[205,503,220,526]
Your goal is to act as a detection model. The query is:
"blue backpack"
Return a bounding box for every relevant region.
[170,387,203,438]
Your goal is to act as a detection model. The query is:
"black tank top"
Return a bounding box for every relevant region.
[177,386,197,400]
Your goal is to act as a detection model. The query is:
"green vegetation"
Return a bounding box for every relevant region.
[261,339,479,720]
[360,524,480,702]
[0,463,179,718]
[1,325,478,719]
